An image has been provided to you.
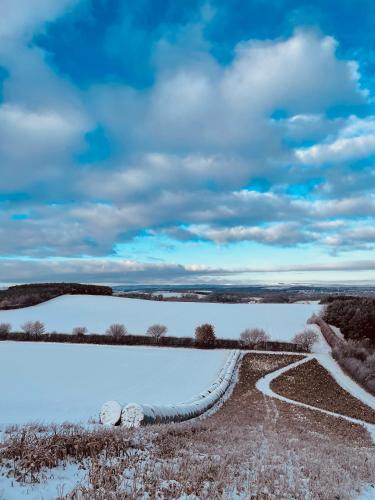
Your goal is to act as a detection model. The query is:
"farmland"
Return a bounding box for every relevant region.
[0,342,228,425]
[1,352,374,499]
[1,295,374,498]
[0,294,318,340]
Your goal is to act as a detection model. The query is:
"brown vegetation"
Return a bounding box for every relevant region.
[0,329,307,352]
[106,323,128,338]
[240,327,270,345]
[322,297,375,345]
[271,358,375,423]
[0,322,11,334]
[21,320,45,336]
[72,326,88,336]
[309,314,375,395]
[146,323,168,339]
[195,323,216,347]
[292,328,319,351]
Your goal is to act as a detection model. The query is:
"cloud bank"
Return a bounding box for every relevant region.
[0,1,374,283]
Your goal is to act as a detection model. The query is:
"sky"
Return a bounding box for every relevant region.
[0,0,374,285]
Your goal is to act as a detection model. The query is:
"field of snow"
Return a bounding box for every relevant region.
[153,291,207,298]
[0,294,319,340]
[0,342,229,425]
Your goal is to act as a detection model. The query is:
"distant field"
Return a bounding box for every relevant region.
[0,342,228,425]
[0,294,320,340]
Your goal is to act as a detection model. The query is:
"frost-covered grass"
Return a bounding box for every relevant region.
[0,342,228,425]
[0,294,319,340]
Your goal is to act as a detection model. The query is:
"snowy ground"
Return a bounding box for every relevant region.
[152,291,207,298]
[0,463,84,500]
[0,294,320,340]
[0,342,229,425]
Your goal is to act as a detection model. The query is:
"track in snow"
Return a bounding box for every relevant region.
[256,355,375,443]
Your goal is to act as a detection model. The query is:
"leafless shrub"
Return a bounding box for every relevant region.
[292,328,319,351]
[364,353,375,374]
[195,323,216,346]
[72,326,88,336]
[0,322,11,334]
[21,320,45,336]
[147,323,167,340]
[240,327,270,345]
[106,323,128,338]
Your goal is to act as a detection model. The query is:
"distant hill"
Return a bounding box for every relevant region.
[0,283,112,310]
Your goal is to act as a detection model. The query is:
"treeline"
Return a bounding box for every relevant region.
[0,330,306,352]
[0,283,112,310]
[323,297,375,345]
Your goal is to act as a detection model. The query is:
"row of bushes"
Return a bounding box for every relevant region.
[307,314,344,349]
[0,325,306,353]
[308,314,375,395]
[0,321,314,351]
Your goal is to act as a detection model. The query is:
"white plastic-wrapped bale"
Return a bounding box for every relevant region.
[99,400,122,426]
[100,350,241,428]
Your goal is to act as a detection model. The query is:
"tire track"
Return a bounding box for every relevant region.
[255,355,375,443]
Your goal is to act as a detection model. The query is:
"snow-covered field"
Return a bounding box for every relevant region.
[0,294,319,340]
[152,291,207,298]
[0,342,229,425]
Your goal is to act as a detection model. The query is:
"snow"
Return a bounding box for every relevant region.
[293,300,321,304]
[0,342,229,425]
[329,324,345,339]
[0,294,320,340]
[119,350,241,427]
[357,485,375,499]
[0,463,84,500]
[153,291,206,298]
[310,324,375,411]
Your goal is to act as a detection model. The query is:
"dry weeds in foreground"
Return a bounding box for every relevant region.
[1,354,374,499]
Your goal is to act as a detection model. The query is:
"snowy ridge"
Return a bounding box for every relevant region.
[100,350,241,428]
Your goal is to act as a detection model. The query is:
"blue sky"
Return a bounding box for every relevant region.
[0,0,374,284]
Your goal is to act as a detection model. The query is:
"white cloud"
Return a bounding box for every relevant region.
[0,18,373,263]
[295,116,375,165]
[0,103,88,189]
[0,257,373,284]
[0,0,78,41]
[185,222,310,245]
[93,30,365,156]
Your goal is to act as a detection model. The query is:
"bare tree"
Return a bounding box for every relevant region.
[106,323,128,338]
[146,324,167,340]
[0,323,11,334]
[72,326,88,337]
[21,320,45,336]
[292,328,319,351]
[240,328,270,346]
